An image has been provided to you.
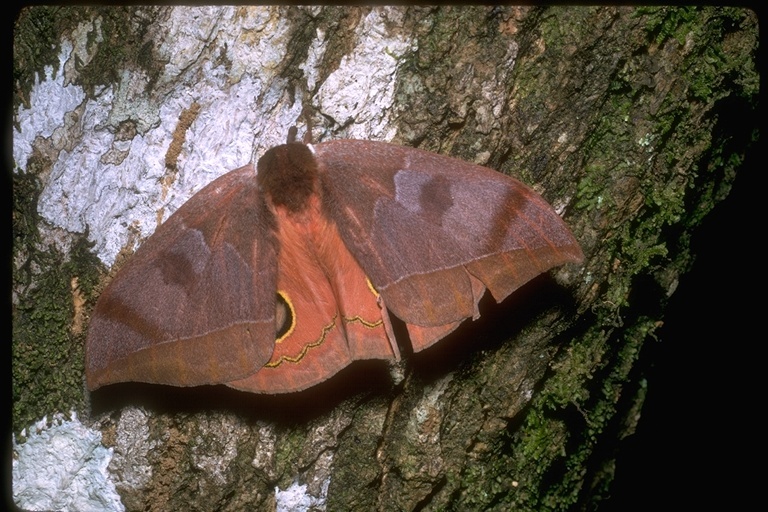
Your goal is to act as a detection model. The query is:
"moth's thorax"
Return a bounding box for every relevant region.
[257,143,320,214]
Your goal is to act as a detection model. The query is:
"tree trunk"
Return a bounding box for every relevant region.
[11,6,758,511]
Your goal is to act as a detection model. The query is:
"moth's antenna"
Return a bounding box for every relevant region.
[302,107,314,144]
[287,126,298,144]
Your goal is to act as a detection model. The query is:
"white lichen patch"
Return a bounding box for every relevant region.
[110,406,154,492]
[315,7,414,141]
[305,450,334,503]
[272,411,346,512]
[275,476,330,512]
[15,6,304,268]
[63,18,104,83]
[12,412,124,512]
[13,39,86,170]
[270,410,346,511]
[152,6,229,86]
[300,27,328,93]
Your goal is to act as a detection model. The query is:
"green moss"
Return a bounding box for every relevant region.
[272,425,309,482]
[637,6,699,45]
[72,6,163,96]
[13,6,76,111]
[502,9,755,511]
[12,170,103,432]
[443,6,757,510]
[13,6,163,112]
[453,316,655,511]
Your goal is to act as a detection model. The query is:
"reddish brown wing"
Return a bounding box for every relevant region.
[85,164,278,390]
[227,199,397,394]
[313,140,584,351]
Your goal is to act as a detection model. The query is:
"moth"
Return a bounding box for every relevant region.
[86,130,583,393]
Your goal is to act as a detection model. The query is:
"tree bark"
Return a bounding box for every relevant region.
[11,6,758,511]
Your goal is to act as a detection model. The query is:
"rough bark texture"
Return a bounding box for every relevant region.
[12,6,758,511]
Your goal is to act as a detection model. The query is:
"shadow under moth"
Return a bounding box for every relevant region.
[86,129,583,394]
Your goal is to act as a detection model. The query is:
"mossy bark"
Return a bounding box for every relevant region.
[12,6,758,511]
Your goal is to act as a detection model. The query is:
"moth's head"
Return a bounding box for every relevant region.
[257,142,319,213]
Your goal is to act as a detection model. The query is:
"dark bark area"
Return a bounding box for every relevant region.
[603,146,760,511]
[11,6,758,511]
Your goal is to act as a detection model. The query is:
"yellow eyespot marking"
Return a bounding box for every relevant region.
[265,314,337,368]
[366,277,379,298]
[344,315,383,329]
[275,290,296,343]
